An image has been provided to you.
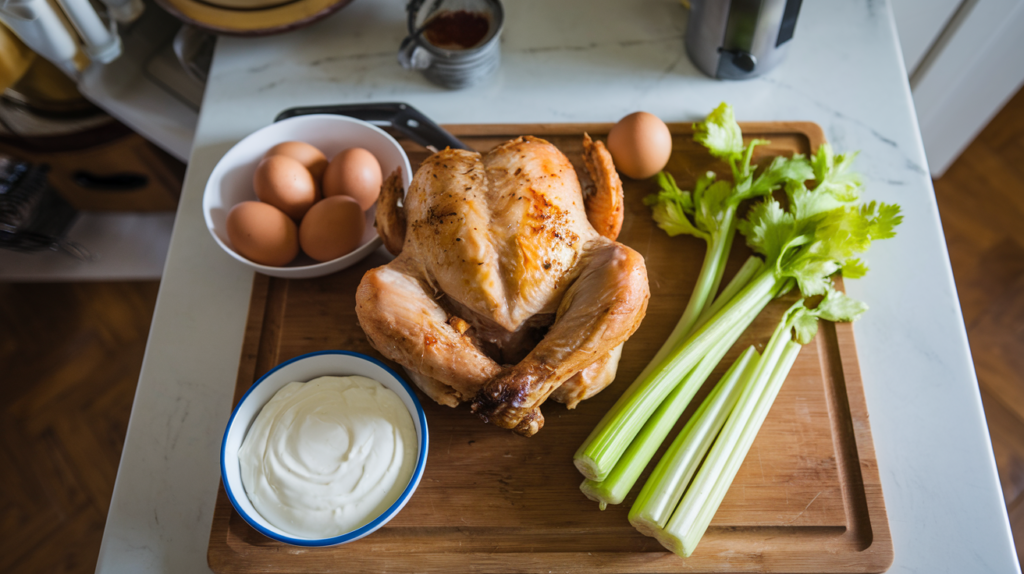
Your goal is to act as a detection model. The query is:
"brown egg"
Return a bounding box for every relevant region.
[264,141,328,185]
[253,155,317,220]
[322,148,383,211]
[299,195,366,262]
[226,201,299,267]
[606,111,673,179]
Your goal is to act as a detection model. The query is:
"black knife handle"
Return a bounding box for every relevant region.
[274,102,470,151]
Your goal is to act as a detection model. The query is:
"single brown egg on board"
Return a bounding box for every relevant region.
[607,111,672,180]
[322,148,383,211]
[299,195,366,262]
[226,201,299,267]
[254,155,317,220]
[264,141,328,188]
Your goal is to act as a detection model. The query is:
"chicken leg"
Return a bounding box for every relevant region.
[550,343,624,409]
[470,240,649,436]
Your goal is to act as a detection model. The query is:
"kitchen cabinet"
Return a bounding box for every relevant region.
[892,0,1024,176]
[891,0,962,75]
[0,50,182,281]
[0,117,181,282]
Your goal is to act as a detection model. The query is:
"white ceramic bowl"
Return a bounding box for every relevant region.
[203,115,412,279]
[220,350,428,546]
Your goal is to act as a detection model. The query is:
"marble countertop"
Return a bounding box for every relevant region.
[95,1,1021,572]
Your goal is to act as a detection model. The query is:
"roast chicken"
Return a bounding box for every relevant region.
[355,135,650,436]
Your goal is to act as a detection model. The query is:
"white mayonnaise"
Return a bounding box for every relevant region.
[238,375,417,538]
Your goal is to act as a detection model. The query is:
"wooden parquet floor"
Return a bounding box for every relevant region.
[2,91,1024,573]
[0,281,159,573]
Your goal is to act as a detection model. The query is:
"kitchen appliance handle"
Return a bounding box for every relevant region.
[274,102,470,151]
[72,171,148,191]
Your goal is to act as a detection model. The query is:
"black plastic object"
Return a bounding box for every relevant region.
[724,49,757,72]
[0,158,41,228]
[274,102,470,151]
[73,171,149,192]
[776,0,802,47]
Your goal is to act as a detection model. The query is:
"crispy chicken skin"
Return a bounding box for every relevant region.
[582,134,624,240]
[376,167,406,256]
[356,136,649,436]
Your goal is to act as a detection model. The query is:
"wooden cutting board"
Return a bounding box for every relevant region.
[207,122,893,573]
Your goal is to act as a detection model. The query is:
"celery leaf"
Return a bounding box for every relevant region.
[810,206,873,262]
[694,103,744,161]
[787,180,846,223]
[786,258,841,296]
[841,258,869,278]
[812,144,862,202]
[863,201,903,240]
[738,198,801,263]
[694,180,733,235]
[741,155,814,201]
[645,171,708,240]
[790,306,820,345]
[815,287,869,322]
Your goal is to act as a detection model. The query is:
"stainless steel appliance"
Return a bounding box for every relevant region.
[686,0,802,80]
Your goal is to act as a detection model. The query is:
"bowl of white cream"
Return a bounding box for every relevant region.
[220,350,428,546]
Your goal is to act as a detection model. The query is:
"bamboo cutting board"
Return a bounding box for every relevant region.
[207,122,893,573]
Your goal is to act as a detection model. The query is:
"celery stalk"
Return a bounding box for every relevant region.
[622,210,737,404]
[628,346,759,535]
[573,268,779,481]
[578,251,768,507]
[636,290,874,555]
[660,340,802,557]
[579,322,752,509]
[696,256,762,328]
[656,210,737,365]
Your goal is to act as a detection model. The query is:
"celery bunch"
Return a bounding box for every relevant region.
[629,288,870,556]
[620,113,901,556]
[574,103,811,483]
[574,103,902,537]
[581,102,811,482]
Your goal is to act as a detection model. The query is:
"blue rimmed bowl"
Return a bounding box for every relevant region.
[220,350,428,546]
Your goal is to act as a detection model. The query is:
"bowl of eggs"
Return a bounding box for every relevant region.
[203,114,412,279]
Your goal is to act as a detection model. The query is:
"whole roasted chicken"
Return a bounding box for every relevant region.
[356,135,649,436]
